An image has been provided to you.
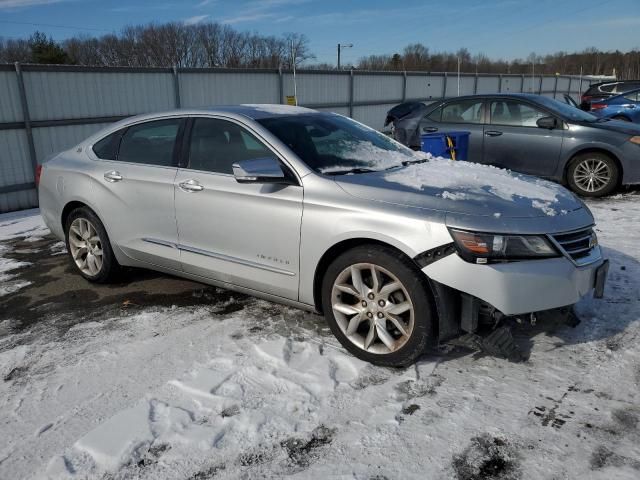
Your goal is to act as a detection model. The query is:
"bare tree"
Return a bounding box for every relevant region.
[282,32,314,68]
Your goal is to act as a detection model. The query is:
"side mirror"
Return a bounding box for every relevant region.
[536,116,557,129]
[232,157,290,184]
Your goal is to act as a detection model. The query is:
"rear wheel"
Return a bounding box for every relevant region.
[65,207,120,283]
[321,245,434,366]
[567,152,619,197]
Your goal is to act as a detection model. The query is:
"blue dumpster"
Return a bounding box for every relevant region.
[420,131,470,160]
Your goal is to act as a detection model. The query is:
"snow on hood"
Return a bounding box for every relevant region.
[335,155,582,220]
[384,157,568,216]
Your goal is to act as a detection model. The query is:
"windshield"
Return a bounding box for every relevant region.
[534,96,599,122]
[257,113,421,174]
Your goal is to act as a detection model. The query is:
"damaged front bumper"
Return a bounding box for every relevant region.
[421,250,608,351]
[422,250,606,317]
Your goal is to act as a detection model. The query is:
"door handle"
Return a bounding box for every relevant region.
[485,130,503,137]
[104,171,123,182]
[423,126,438,133]
[178,179,204,192]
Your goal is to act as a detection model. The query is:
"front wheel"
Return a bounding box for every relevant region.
[567,152,619,197]
[321,245,435,367]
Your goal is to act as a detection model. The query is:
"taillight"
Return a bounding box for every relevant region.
[35,164,43,187]
[590,103,607,111]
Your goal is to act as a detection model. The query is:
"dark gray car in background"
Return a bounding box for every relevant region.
[410,94,640,196]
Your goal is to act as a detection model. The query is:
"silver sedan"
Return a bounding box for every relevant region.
[38,105,608,365]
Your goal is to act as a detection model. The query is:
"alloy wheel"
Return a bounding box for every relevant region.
[69,218,103,276]
[330,263,414,354]
[573,158,611,193]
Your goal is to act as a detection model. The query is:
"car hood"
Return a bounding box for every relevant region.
[577,118,640,135]
[334,159,583,220]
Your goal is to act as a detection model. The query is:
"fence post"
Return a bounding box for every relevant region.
[538,75,543,94]
[473,72,478,94]
[521,74,525,92]
[578,76,583,99]
[14,62,38,180]
[498,74,503,92]
[553,75,558,98]
[349,69,354,118]
[278,66,284,104]
[402,70,407,102]
[172,66,181,108]
[442,72,447,99]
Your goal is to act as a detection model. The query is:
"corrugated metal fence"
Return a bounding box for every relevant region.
[0,63,603,212]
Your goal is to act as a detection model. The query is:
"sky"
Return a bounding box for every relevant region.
[0,0,639,66]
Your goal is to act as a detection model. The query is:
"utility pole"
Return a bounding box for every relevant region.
[291,39,298,105]
[457,57,461,96]
[337,43,353,70]
[531,57,535,92]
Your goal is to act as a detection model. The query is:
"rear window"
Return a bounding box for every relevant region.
[426,106,442,121]
[118,119,181,167]
[92,131,123,160]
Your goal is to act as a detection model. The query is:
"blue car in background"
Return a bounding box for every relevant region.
[569,89,640,123]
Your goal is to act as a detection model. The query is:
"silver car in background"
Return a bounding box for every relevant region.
[38,105,608,366]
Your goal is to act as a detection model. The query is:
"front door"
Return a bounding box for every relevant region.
[482,99,564,177]
[89,117,183,270]
[174,117,303,300]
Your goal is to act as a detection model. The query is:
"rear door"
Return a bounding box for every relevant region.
[89,118,183,270]
[482,99,564,177]
[174,116,303,300]
[419,98,486,162]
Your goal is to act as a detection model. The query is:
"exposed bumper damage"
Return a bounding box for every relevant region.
[418,248,608,360]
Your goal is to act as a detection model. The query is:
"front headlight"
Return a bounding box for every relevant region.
[630,136,640,146]
[449,229,560,264]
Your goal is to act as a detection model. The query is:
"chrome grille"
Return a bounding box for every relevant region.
[550,227,598,265]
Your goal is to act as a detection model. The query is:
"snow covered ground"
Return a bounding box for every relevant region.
[0,194,639,479]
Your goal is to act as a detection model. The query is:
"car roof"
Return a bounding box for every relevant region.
[209,104,319,119]
[435,93,550,102]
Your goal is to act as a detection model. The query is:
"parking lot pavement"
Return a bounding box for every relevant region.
[1,194,639,479]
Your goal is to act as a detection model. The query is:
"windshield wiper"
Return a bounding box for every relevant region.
[323,167,379,176]
[400,158,429,166]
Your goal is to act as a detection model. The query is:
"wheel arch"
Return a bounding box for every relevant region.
[61,200,96,231]
[611,114,632,122]
[563,147,623,186]
[312,237,430,313]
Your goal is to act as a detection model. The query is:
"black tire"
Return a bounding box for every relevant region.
[64,207,120,283]
[612,115,631,122]
[566,152,619,197]
[321,244,435,367]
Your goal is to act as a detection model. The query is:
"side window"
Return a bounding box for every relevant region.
[118,119,181,167]
[441,100,484,124]
[490,101,546,127]
[188,118,273,174]
[426,106,442,122]
[624,92,640,102]
[600,84,616,93]
[92,130,123,160]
